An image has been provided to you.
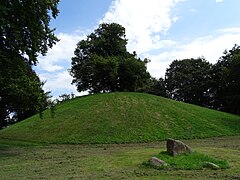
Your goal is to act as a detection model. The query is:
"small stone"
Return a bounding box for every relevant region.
[149,157,167,167]
[167,138,193,156]
[204,162,220,170]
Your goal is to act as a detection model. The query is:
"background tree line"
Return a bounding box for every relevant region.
[148,45,240,115]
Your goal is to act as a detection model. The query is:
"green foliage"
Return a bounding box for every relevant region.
[83,22,127,57]
[0,50,48,128]
[161,44,240,115]
[0,0,59,64]
[165,58,213,107]
[72,54,119,93]
[0,0,59,127]
[144,151,229,170]
[147,78,167,97]
[0,92,239,144]
[70,23,151,93]
[212,44,240,114]
[48,100,57,119]
[118,57,151,92]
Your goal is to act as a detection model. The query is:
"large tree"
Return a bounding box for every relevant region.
[70,23,151,93]
[0,0,59,128]
[212,45,240,114]
[165,58,213,107]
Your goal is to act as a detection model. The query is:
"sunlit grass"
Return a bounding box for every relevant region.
[0,136,239,180]
[0,92,239,144]
[144,151,229,170]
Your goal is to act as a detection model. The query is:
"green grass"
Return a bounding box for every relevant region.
[0,136,239,180]
[144,151,229,170]
[0,92,240,144]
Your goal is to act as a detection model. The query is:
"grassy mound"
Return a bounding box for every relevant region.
[0,92,239,144]
[144,151,229,170]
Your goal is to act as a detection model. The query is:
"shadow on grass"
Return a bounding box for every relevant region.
[0,146,20,158]
[0,139,45,158]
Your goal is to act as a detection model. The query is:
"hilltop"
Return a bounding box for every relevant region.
[0,92,239,144]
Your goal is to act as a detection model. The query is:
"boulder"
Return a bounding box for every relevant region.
[167,138,192,156]
[149,157,167,167]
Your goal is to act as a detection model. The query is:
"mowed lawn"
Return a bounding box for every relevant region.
[0,136,239,180]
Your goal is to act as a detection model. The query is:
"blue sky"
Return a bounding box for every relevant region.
[35,0,240,97]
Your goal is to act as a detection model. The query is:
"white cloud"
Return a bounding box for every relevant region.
[101,0,240,80]
[39,71,88,97]
[39,71,75,92]
[216,0,223,3]
[218,27,240,34]
[147,30,240,78]
[38,33,85,72]
[36,32,87,97]
[102,0,185,54]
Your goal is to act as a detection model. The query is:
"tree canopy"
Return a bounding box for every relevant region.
[0,0,59,64]
[0,50,48,128]
[212,45,240,114]
[0,0,59,128]
[165,58,213,107]
[147,78,167,97]
[149,44,240,115]
[70,23,151,93]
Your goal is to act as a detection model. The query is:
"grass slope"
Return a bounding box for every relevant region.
[0,92,240,144]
